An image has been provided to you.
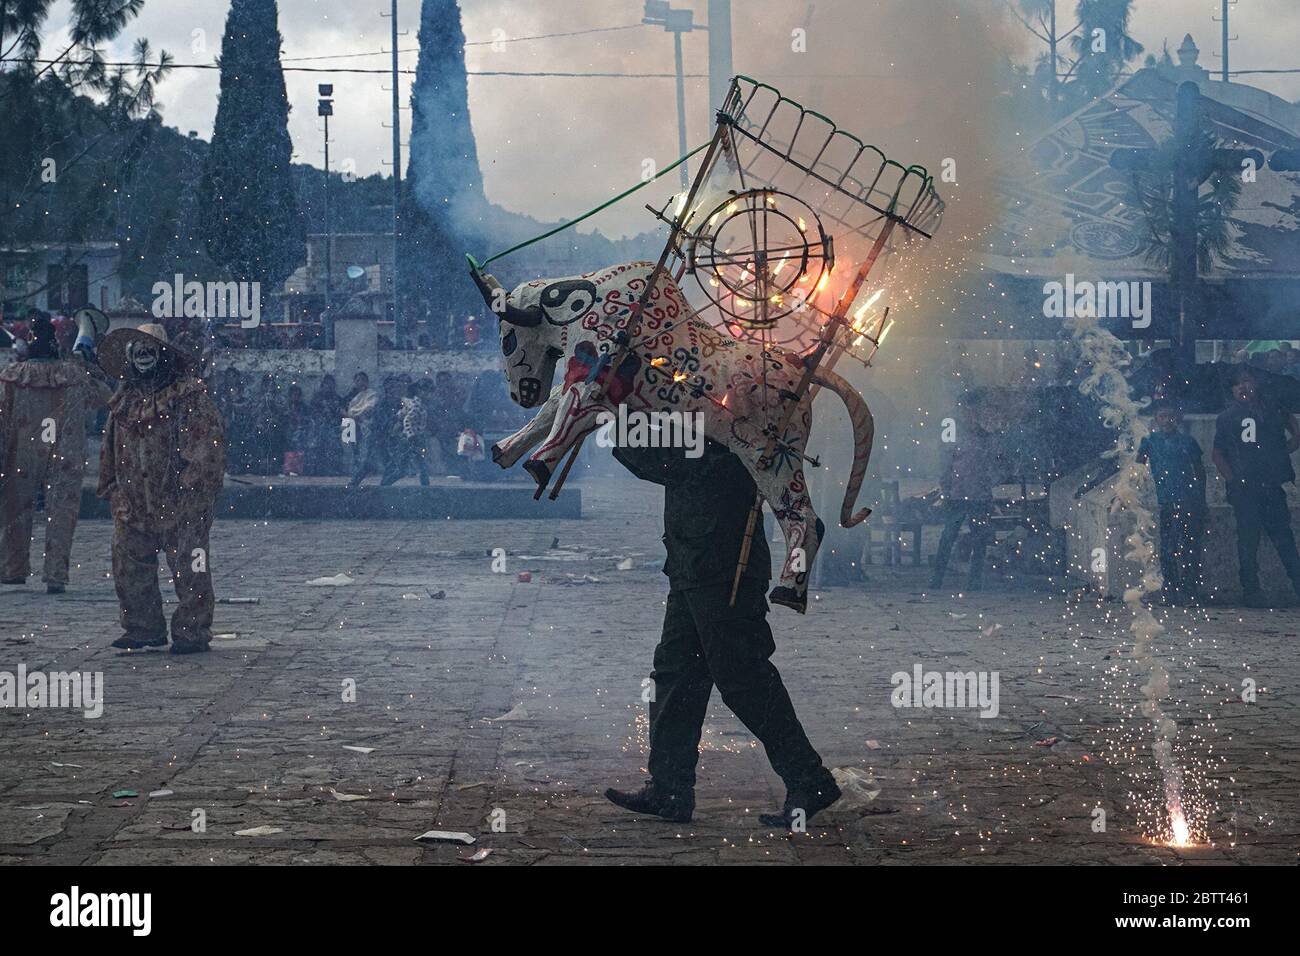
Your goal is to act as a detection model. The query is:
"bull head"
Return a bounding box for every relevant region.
[471,265,599,409]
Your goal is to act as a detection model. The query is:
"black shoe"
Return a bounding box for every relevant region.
[169,641,210,655]
[604,783,694,823]
[760,771,842,829]
[768,585,807,614]
[46,583,66,594]
[111,632,168,650]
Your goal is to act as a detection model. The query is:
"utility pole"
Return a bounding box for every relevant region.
[381,0,405,348]
[643,1,699,190]
[1048,0,1057,108]
[1111,82,1263,368]
[707,0,732,120]
[1212,0,1237,84]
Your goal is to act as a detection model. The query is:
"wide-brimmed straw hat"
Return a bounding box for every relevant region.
[98,322,195,380]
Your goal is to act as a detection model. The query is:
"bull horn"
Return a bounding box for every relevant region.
[467,262,543,328]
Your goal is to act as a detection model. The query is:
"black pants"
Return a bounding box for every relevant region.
[647,579,824,793]
[1158,501,1205,597]
[930,499,994,588]
[381,438,430,486]
[1231,484,1300,594]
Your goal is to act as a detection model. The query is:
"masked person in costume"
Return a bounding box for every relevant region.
[0,311,114,592]
[97,324,227,653]
[605,440,841,828]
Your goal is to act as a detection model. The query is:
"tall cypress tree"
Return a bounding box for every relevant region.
[400,0,487,332]
[198,0,304,297]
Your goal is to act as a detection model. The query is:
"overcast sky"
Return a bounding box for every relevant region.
[31,0,1300,237]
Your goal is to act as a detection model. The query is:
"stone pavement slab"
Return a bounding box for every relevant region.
[1,480,1296,865]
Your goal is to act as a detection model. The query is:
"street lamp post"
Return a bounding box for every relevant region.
[643,1,698,190]
[318,84,335,346]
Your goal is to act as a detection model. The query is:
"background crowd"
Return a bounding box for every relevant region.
[207,366,529,484]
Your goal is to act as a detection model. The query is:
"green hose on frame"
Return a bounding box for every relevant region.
[465,139,712,275]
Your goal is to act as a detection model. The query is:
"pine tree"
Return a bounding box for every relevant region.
[198,0,304,297]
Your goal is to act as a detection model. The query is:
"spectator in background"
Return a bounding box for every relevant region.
[1212,366,1300,607]
[347,374,403,489]
[306,374,346,475]
[281,383,308,476]
[929,403,1000,592]
[428,371,466,475]
[247,374,285,475]
[1283,345,1300,380]
[382,380,431,486]
[1138,403,1207,605]
[214,367,252,474]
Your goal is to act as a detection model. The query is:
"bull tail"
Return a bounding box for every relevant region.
[810,367,875,528]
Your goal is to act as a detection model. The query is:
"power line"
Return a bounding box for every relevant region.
[281,22,646,62]
[13,55,1298,80]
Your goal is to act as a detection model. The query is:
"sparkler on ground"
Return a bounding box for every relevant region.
[1068,318,1200,847]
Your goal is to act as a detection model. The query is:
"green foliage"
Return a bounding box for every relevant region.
[197,0,304,292]
[1126,117,1243,274]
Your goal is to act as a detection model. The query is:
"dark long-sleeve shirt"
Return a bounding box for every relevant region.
[613,440,770,591]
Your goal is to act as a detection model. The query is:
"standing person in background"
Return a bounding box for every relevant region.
[929,403,1000,592]
[248,374,285,475]
[0,313,114,593]
[382,380,431,486]
[1138,402,1207,605]
[281,383,308,476]
[344,372,380,489]
[1213,366,1300,607]
[427,371,466,475]
[306,374,346,475]
[214,368,252,474]
[97,324,226,654]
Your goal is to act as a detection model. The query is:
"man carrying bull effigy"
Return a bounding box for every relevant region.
[0,312,114,593]
[97,324,226,654]
[605,439,841,828]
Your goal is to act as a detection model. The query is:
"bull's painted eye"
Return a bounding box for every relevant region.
[502,329,517,356]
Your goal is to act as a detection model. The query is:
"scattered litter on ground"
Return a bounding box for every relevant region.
[213,633,239,640]
[111,789,138,799]
[554,573,603,586]
[415,830,476,845]
[459,848,492,863]
[865,739,881,750]
[427,589,446,599]
[306,573,355,587]
[832,767,882,807]
[549,537,560,549]
[616,558,634,571]
[981,623,1003,638]
[50,762,83,769]
[517,571,532,583]
[148,789,174,798]
[342,745,375,754]
[217,597,260,605]
[481,704,529,723]
[327,788,369,802]
[1034,736,1060,747]
[235,826,284,837]
[401,592,420,600]
[947,612,966,620]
